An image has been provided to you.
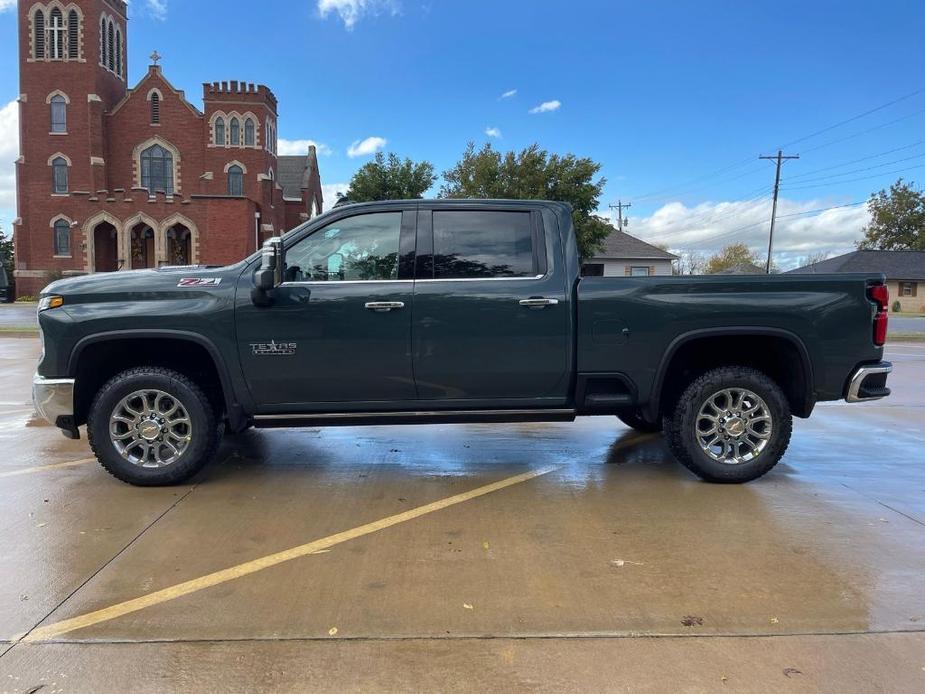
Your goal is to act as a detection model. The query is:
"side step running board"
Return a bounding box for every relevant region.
[253,408,577,428]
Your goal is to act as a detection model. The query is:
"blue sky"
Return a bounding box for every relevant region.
[2,0,924,267]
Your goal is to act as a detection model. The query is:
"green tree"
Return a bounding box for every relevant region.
[440,142,613,259]
[858,179,925,250]
[345,152,436,202]
[705,243,761,274]
[0,223,13,276]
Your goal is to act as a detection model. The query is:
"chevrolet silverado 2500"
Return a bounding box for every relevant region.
[32,199,892,485]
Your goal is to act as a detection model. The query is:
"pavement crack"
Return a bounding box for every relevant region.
[840,482,925,528]
[0,483,200,660]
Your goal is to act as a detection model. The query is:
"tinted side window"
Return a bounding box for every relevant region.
[284,212,402,282]
[433,210,535,279]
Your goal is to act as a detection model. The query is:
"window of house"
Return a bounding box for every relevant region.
[50,95,67,133]
[630,266,651,277]
[52,157,69,193]
[230,118,240,146]
[150,93,160,124]
[244,118,255,146]
[283,212,402,282]
[34,10,46,59]
[227,165,244,196]
[67,10,79,59]
[901,282,918,297]
[140,144,174,194]
[214,117,225,145]
[581,263,604,277]
[49,8,65,59]
[432,210,536,279]
[53,219,71,256]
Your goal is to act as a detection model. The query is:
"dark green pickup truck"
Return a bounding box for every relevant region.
[33,199,892,486]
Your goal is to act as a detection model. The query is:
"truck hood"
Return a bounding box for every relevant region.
[40,264,244,298]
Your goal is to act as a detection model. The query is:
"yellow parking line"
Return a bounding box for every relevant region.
[22,465,558,642]
[0,457,96,478]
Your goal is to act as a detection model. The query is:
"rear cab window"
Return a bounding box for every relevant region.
[418,208,546,279]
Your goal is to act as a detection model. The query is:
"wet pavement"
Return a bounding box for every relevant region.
[0,303,37,329]
[0,336,923,692]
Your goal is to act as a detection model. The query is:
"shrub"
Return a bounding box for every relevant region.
[15,295,36,303]
[892,300,902,313]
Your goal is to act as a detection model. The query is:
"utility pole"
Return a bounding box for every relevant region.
[609,200,632,232]
[759,150,799,273]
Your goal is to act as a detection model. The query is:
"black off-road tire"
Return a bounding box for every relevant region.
[665,366,792,483]
[87,367,221,486]
[616,410,663,433]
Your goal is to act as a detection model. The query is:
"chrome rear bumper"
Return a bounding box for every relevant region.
[32,374,76,429]
[846,362,892,403]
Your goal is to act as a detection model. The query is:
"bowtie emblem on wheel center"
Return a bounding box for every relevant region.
[139,420,162,441]
[723,416,746,437]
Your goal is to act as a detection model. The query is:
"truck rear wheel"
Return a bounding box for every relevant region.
[616,410,662,433]
[665,366,792,483]
[87,367,220,486]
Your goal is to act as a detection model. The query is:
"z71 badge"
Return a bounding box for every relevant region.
[250,340,297,356]
[177,277,222,287]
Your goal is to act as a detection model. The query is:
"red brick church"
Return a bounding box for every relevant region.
[13,0,324,297]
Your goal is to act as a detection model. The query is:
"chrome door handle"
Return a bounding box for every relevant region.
[518,298,559,308]
[364,301,405,312]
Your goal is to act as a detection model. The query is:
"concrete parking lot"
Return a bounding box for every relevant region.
[0,335,923,692]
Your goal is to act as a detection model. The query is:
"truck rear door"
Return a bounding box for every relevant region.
[411,204,571,404]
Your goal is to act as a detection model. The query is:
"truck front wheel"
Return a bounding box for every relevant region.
[87,367,221,486]
[665,366,792,483]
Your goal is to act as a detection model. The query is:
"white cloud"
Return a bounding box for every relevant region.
[322,182,350,211]
[278,138,333,156]
[0,99,19,222]
[484,126,502,138]
[146,0,168,20]
[528,100,561,114]
[500,89,517,99]
[614,197,870,270]
[346,136,387,158]
[317,0,400,30]
[0,0,16,12]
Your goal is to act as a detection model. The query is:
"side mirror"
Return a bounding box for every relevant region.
[252,237,283,306]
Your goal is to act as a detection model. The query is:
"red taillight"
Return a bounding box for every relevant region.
[868,284,889,346]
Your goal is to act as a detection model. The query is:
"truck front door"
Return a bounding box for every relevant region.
[411,206,571,405]
[236,208,417,411]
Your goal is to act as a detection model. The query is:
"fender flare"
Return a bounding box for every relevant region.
[646,326,816,420]
[67,329,246,428]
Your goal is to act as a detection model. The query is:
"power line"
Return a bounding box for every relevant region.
[786,140,925,180]
[640,186,773,240]
[680,200,868,249]
[609,200,631,231]
[783,151,925,185]
[777,86,925,148]
[782,162,925,191]
[799,107,925,154]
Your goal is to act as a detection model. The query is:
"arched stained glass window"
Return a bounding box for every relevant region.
[140,144,174,194]
[227,165,244,196]
[52,157,69,193]
[214,117,225,145]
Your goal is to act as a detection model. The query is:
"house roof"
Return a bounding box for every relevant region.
[591,228,678,260]
[787,250,925,280]
[277,155,309,199]
[713,262,766,275]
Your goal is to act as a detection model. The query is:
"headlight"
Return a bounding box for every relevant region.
[38,295,64,312]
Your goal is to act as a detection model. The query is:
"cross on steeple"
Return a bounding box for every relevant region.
[149,50,162,65]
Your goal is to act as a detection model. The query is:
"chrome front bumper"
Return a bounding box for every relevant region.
[32,374,75,427]
[846,362,892,403]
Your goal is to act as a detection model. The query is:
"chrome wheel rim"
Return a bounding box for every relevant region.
[109,389,192,467]
[695,388,772,465]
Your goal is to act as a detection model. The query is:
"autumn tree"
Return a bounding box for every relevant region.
[705,243,761,274]
[345,152,436,203]
[858,179,925,250]
[440,142,613,259]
